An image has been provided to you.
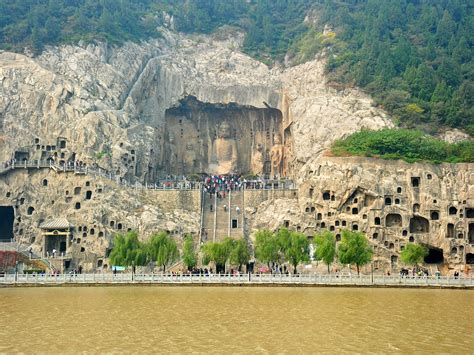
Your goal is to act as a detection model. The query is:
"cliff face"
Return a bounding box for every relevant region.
[0,29,391,180]
[249,157,474,272]
[1,29,471,272]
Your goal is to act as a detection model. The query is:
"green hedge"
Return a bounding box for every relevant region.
[331,129,474,164]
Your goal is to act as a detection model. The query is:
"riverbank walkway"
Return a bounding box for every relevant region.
[1,273,472,288]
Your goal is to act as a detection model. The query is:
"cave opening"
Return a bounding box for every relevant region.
[386,213,402,227]
[467,253,474,264]
[411,177,420,187]
[409,216,429,233]
[0,206,14,241]
[45,235,67,256]
[469,223,474,244]
[424,246,444,264]
[430,211,439,220]
[447,223,455,238]
[163,96,284,176]
[466,208,474,218]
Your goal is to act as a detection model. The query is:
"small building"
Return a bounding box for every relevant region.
[40,218,73,258]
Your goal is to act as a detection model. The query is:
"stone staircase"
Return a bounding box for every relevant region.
[0,242,53,271]
[201,192,217,242]
[200,190,245,242]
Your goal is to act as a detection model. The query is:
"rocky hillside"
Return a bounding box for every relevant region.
[0,29,391,181]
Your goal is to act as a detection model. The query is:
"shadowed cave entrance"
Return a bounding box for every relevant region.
[466,253,474,264]
[163,96,285,176]
[424,246,444,264]
[0,206,14,241]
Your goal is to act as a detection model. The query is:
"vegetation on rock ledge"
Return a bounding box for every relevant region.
[331,129,474,163]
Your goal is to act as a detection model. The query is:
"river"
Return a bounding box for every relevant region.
[0,286,472,353]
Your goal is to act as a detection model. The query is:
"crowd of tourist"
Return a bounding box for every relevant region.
[203,175,243,197]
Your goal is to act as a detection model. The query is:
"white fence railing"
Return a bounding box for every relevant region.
[2,160,202,190]
[0,273,472,287]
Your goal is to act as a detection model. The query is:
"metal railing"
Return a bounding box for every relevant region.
[1,160,201,190]
[2,160,297,192]
[0,273,472,287]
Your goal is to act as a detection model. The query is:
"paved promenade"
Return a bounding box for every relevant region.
[1,273,472,288]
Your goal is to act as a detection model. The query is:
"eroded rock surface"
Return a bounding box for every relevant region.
[1,29,472,272]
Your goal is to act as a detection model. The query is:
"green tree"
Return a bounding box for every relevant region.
[400,243,428,269]
[254,229,280,272]
[338,230,373,275]
[201,237,234,273]
[147,232,179,272]
[281,231,310,274]
[182,234,197,271]
[230,238,250,272]
[314,231,336,273]
[109,231,147,267]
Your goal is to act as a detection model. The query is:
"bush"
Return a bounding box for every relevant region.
[331,129,474,163]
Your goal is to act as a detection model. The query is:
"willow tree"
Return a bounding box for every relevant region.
[338,230,373,275]
[201,237,234,273]
[230,238,250,272]
[282,231,310,274]
[182,234,197,271]
[254,229,280,273]
[147,232,179,272]
[314,231,336,273]
[400,243,428,269]
[109,231,147,267]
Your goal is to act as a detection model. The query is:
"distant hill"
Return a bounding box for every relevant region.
[1,0,472,135]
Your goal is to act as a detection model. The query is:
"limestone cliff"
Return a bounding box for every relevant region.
[249,156,474,272]
[0,29,391,181]
[1,29,472,273]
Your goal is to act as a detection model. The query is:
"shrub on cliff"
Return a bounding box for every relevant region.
[331,129,474,163]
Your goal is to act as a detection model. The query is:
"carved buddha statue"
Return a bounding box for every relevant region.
[251,143,264,176]
[270,134,284,177]
[210,121,238,174]
[167,132,178,172]
[183,142,197,172]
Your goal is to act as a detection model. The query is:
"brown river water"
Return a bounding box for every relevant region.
[0,286,472,353]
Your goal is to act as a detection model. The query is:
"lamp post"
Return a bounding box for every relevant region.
[132,261,135,282]
[371,262,374,284]
[15,260,18,282]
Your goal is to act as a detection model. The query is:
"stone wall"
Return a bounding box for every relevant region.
[145,189,201,213]
[244,189,298,210]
